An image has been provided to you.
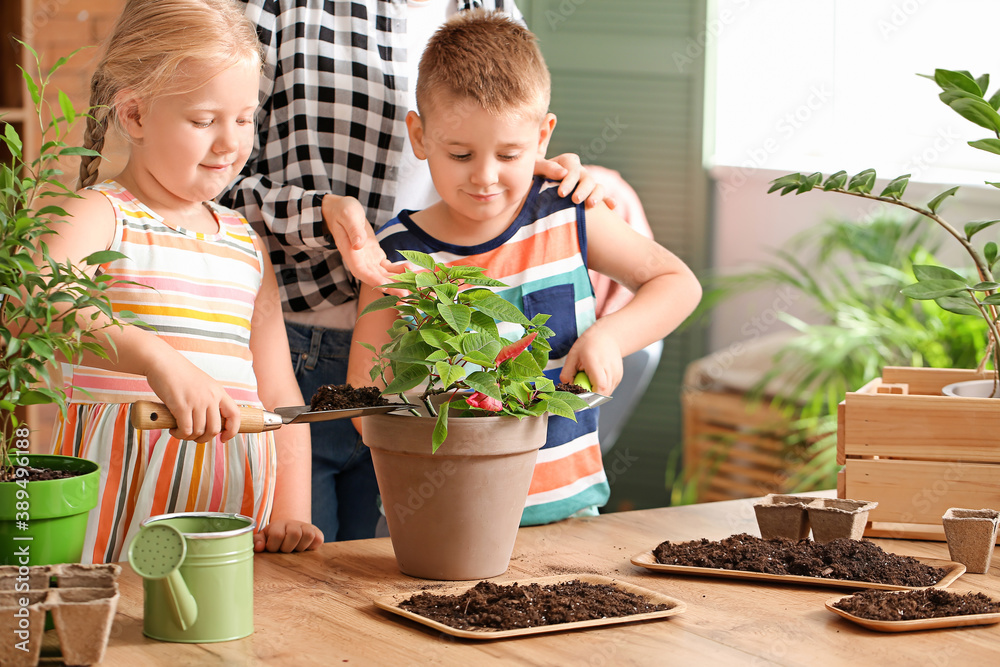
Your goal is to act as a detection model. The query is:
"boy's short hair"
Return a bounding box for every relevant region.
[416,9,551,121]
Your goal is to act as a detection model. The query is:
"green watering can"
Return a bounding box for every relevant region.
[128,512,255,643]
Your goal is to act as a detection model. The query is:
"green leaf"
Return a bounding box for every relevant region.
[987,242,998,267]
[989,88,1000,111]
[934,68,983,95]
[927,186,959,214]
[879,174,910,200]
[970,282,1000,291]
[359,294,402,317]
[969,138,1000,156]
[900,279,968,299]
[912,265,966,282]
[459,332,501,361]
[946,97,1000,133]
[398,250,436,270]
[383,364,430,394]
[58,146,100,157]
[20,67,40,105]
[472,294,532,327]
[3,122,23,158]
[415,270,438,289]
[965,219,1000,239]
[58,90,75,124]
[82,250,126,265]
[465,371,501,398]
[766,173,803,194]
[506,351,544,379]
[419,329,451,349]
[981,293,1000,306]
[434,282,459,302]
[846,169,876,194]
[437,302,472,334]
[469,311,499,338]
[822,171,848,191]
[461,350,497,368]
[434,360,466,388]
[542,395,581,420]
[936,293,981,316]
[431,408,449,453]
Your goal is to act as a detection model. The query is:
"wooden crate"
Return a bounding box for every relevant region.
[838,366,1000,543]
[682,388,822,503]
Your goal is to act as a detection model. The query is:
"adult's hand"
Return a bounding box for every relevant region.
[535,153,617,211]
[322,194,403,289]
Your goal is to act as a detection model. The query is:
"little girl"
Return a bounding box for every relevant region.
[43,0,322,562]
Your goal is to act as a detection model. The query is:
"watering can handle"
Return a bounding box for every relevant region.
[131,400,268,433]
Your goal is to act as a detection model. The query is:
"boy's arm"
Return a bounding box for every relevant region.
[347,282,400,436]
[248,248,324,551]
[563,203,702,395]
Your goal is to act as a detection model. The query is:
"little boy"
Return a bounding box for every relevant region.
[347,10,702,525]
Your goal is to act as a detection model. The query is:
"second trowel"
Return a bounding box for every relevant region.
[130,400,409,434]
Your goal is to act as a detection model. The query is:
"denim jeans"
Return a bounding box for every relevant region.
[286,322,380,541]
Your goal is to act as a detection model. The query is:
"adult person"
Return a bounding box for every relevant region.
[221,0,608,541]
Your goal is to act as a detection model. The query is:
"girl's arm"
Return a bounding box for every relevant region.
[346,282,400,436]
[248,246,324,552]
[41,191,242,442]
[561,203,702,396]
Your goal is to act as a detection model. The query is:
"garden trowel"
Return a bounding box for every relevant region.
[130,400,408,434]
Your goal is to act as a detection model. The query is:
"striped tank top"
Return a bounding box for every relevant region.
[377,176,610,525]
[46,181,276,563]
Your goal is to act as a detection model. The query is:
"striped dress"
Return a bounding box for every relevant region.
[377,176,610,525]
[45,181,275,564]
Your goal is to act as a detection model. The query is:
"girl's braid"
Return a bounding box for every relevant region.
[78,74,107,188]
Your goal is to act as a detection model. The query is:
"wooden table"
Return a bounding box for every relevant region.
[78,494,1000,665]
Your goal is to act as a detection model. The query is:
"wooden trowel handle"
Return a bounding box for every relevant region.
[131,400,267,434]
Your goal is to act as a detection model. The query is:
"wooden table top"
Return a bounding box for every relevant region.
[74,493,1000,666]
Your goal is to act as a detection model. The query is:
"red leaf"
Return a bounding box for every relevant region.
[466,391,502,412]
[494,331,537,365]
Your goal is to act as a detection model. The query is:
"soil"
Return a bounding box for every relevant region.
[653,533,946,587]
[309,384,387,411]
[834,589,1000,621]
[398,579,670,631]
[0,465,79,483]
[555,382,586,394]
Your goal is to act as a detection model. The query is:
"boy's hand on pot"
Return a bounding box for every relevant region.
[254,519,325,553]
[560,332,623,396]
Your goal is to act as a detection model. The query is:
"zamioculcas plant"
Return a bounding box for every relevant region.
[359,250,588,451]
[769,68,1000,386]
[1,42,134,479]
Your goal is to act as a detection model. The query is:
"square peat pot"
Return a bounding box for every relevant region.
[807,498,878,543]
[942,508,1000,574]
[753,494,814,540]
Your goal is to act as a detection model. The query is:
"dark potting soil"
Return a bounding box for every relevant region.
[1,466,79,482]
[652,533,946,587]
[555,382,586,394]
[398,580,670,631]
[309,384,387,411]
[834,589,1000,621]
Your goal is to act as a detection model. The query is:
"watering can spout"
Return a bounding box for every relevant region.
[163,571,198,630]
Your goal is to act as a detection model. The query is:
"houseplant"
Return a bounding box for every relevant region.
[358,250,588,579]
[1,43,132,564]
[768,69,1000,384]
[766,68,1000,542]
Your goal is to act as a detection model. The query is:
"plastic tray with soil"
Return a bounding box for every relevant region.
[826,588,1000,632]
[373,574,685,639]
[630,533,965,590]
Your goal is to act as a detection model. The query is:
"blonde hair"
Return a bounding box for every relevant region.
[79,0,263,187]
[415,10,550,122]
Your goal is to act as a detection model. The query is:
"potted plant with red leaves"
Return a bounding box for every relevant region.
[357,250,587,580]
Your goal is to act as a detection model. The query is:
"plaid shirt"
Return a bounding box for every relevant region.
[221,0,514,313]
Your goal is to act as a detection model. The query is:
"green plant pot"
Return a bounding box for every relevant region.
[0,454,100,566]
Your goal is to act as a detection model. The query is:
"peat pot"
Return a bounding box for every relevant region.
[752,494,813,540]
[364,412,548,580]
[942,508,1000,574]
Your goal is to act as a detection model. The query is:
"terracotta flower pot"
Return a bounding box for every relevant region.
[806,498,878,543]
[752,494,813,540]
[363,412,548,580]
[942,508,1000,574]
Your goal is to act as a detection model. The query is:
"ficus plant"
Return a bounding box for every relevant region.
[1,42,133,479]
[359,250,588,451]
[769,68,1000,386]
